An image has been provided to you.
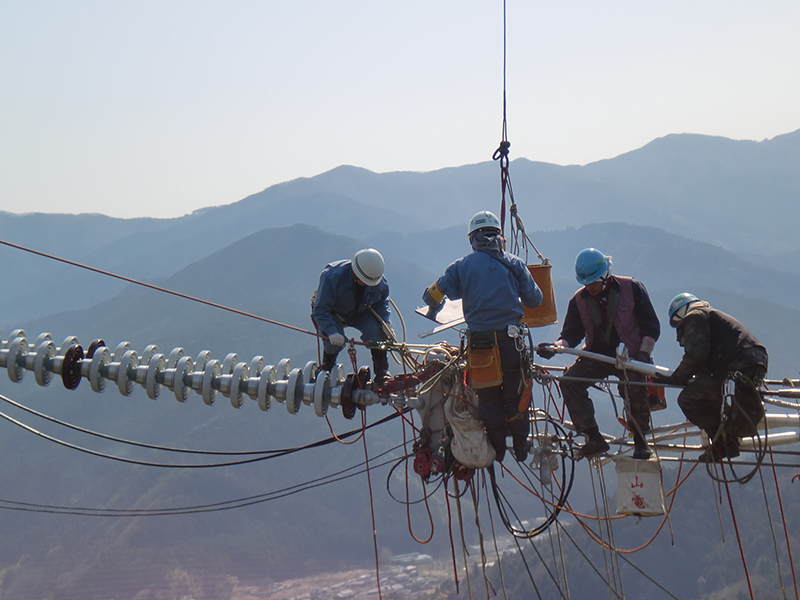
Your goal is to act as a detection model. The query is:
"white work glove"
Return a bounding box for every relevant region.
[328,333,346,347]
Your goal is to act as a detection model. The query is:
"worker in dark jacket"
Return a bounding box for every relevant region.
[537,248,660,459]
[663,293,768,462]
[312,248,393,386]
[422,211,543,462]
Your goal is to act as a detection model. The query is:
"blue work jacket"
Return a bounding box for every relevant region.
[432,250,542,332]
[312,260,391,337]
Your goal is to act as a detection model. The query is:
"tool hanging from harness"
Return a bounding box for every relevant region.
[467,331,504,389]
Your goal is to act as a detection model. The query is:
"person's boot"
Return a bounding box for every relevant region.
[319,352,339,372]
[632,431,651,460]
[513,436,531,461]
[371,349,390,388]
[581,426,610,457]
[725,437,741,459]
[698,443,726,463]
[699,433,740,463]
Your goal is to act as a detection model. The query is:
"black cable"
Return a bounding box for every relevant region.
[555,520,625,600]
[491,474,568,599]
[0,392,282,456]
[0,401,405,468]
[384,454,444,505]
[0,451,403,517]
[0,238,318,338]
[488,416,576,539]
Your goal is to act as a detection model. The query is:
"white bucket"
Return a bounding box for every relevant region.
[614,456,666,516]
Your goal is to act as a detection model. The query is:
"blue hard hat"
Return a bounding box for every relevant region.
[575,248,610,285]
[668,292,699,327]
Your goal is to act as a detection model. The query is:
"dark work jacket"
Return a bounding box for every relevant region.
[559,276,660,357]
[671,305,768,385]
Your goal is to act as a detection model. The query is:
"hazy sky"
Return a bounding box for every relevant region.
[2,1,798,219]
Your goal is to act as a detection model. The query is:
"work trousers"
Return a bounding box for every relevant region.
[677,364,766,439]
[561,357,651,436]
[320,311,387,355]
[471,331,529,454]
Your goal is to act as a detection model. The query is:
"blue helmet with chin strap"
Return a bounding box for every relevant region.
[668,292,700,327]
[575,248,611,285]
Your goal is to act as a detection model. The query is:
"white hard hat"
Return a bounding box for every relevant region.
[352,248,385,286]
[468,211,501,236]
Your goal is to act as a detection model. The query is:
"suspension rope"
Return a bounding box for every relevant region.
[0,238,325,340]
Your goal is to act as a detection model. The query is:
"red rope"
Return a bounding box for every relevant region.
[721,463,755,600]
[769,447,800,600]
[403,411,434,544]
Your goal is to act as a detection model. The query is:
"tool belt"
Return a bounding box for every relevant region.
[467,331,503,389]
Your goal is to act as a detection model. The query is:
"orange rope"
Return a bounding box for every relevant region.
[571,461,699,554]
[324,415,364,445]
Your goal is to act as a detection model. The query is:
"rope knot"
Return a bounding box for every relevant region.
[492,140,511,161]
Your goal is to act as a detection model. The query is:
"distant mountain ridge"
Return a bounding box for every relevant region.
[2,129,799,323]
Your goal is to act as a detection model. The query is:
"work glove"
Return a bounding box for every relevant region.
[328,333,346,347]
[424,304,443,320]
[632,350,653,364]
[536,342,557,360]
[651,371,674,386]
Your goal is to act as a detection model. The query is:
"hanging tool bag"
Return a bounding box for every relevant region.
[467,331,503,389]
[521,263,558,327]
[445,385,496,468]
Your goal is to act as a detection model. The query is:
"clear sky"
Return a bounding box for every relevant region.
[1,0,798,219]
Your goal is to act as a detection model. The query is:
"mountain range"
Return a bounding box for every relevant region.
[0,129,799,598]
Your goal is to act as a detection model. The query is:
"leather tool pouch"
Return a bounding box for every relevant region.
[467,332,503,389]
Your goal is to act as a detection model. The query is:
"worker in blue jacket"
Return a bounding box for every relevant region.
[423,211,542,462]
[312,248,393,386]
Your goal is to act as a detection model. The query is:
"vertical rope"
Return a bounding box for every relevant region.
[483,471,509,600]
[758,466,788,600]
[770,448,800,600]
[444,479,461,594]
[721,463,755,600]
[589,465,615,600]
[597,466,625,599]
[454,478,474,600]
[468,480,496,599]
[360,411,383,600]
